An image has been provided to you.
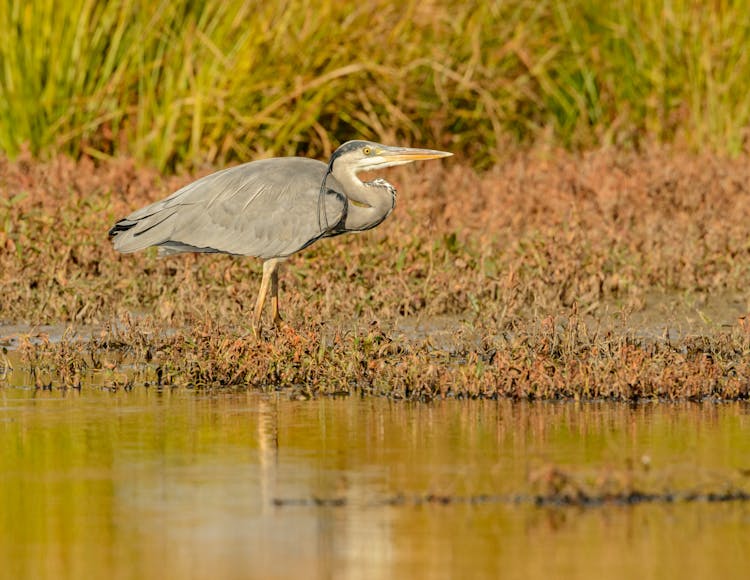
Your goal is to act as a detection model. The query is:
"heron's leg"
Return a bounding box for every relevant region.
[270,265,283,326]
[253,260,277,333]
[253,259,285,334]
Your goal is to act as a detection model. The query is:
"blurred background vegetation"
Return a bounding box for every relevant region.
[1,0,749,171]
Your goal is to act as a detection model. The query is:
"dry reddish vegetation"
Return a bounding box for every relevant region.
[2,147,750,399]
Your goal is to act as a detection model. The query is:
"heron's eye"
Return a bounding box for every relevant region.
[362,147,371,155]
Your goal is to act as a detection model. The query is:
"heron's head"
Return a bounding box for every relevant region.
[328,140,452,174]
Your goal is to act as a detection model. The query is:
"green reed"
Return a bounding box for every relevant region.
[1,0,749,170]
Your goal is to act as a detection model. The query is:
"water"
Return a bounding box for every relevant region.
[1,384,749,579]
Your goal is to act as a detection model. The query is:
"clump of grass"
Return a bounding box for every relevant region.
[2,1,750,170]
[11,311,750,400]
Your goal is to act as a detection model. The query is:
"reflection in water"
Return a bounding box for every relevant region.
[0,388,749,579]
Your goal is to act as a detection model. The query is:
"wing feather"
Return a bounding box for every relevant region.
[110,157,346,259]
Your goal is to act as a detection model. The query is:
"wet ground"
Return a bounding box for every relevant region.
[1,290,746,354]
[393,290,749,348]
[1,383,749,579]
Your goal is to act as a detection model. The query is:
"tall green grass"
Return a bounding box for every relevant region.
[1,0,750,170]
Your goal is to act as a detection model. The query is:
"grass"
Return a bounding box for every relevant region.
[12,315,750,400]
[2,1,750,170]
[2,146,750,399]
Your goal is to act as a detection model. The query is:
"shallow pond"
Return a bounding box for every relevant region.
[1,380,749,579]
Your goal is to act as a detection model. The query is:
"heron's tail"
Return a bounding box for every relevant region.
[108,206,178,254]
[108,220,136,238]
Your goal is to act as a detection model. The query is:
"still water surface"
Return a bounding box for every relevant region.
[1,384,749,579]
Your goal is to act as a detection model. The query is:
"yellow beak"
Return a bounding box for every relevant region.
[377,146,453,162]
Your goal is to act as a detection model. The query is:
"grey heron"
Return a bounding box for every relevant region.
[109,140,452,330]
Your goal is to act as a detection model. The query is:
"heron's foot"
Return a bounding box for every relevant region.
[270,298,283,328]
[251,316,287,340]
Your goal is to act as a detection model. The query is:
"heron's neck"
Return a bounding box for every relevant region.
[332,166,396,232]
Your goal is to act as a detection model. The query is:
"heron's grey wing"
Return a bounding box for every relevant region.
[110,157,346,259]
